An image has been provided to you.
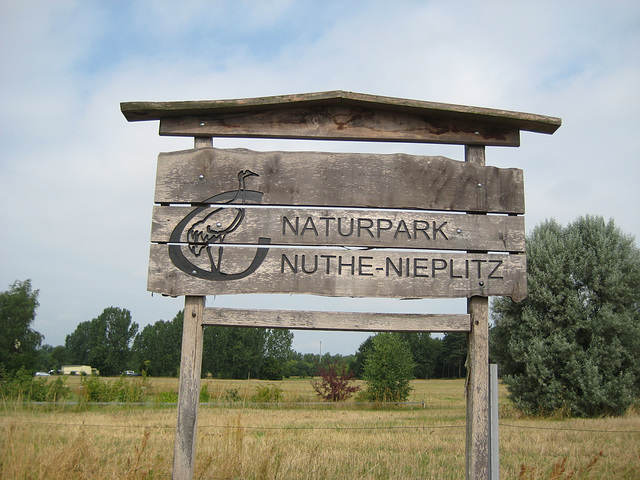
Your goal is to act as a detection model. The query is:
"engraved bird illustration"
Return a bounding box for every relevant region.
[186,169,258,271]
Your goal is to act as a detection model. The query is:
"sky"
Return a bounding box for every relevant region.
[1,0,639,356]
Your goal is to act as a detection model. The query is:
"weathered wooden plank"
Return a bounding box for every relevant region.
[121,90,562,135]
[173,296,204,480]
[154,148,525,214]
[152,205,525,252]
[147,244,527,301]
[466,295,490,480]
[465,144,491,480]
[201,307,471,332]
[159,107,521,146]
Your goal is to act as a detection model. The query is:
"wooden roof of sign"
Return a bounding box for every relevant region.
[121,90,561,146]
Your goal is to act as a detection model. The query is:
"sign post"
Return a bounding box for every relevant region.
[122,91,560,480]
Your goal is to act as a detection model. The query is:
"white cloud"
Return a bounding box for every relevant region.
[1,0,638,353]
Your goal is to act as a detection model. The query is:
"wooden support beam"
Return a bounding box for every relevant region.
[158,107,521,146]
[466,295,490,479]
[201,307,471,332]
[465,145,490,480]
[173,295,205,480]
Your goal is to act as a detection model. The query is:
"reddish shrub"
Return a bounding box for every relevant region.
[311,364,360,402]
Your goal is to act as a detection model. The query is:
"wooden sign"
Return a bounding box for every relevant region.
[151,206,525,252]
[148,147,527,301]
[122,91,560,480]
[149,244,526,300]
[155,148,525,213]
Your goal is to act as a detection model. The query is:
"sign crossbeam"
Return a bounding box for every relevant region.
[201,307,471,333]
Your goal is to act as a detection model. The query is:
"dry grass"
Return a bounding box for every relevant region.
[1,379,638,479]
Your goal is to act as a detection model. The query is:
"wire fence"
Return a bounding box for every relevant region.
[2,418,638,435]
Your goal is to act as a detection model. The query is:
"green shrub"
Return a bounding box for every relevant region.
[157,391,178,403]
[251,384,282,403]
[0,367,68,402]
[224,388,242,402]
[80,375,145,403]
[362,333,414,402]
[199,384,210,402]
[82,375,107,401]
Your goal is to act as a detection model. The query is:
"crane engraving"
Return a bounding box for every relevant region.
[185,170,258,272]
[167,168,270,281]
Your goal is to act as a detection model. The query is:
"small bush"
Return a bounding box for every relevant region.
[311,363,360,401]
[157,391,178,403]
[224,388,242,403]
[82,375,107,401]
[200,384,210,402]
[80,375,145,403]
[0,367,69,402]
[45,377,70,402]
[252,384,282,403]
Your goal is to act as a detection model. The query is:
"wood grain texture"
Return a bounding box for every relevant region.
[121,90,561,136]
[151,206,525,252]
[147,244,527,301]
[154,148,525,214]
[465,145,491,480]
[159,107,521,146]
[201,307,471,332]
[173,296,204,480]
[466,296,490,480]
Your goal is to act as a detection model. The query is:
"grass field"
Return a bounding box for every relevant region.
[1,377,638,479]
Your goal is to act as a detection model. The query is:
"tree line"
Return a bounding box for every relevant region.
[0,280,468,380]
[2,215,639,417]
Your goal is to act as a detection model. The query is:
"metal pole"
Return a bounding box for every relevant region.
[489,364,500,480]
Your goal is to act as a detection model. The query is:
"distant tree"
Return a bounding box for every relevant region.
[265,329,294,363]
[131,310,183,376]
[202,327,265,379]
[65,320,91,365]
[491,216,640,417]
[36,344,54,372]
[283,359,315,378]
[0,280,42,373]
[399,332,442,379]
[283,351,317,378]
[362,333,415,402]
[102,307,138,375]
[65,307,138,376]
[260,356,283,380]
[350,335,374,378]
[202,326,294,379]
[435,332,467,379]
[49,345,69,370]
